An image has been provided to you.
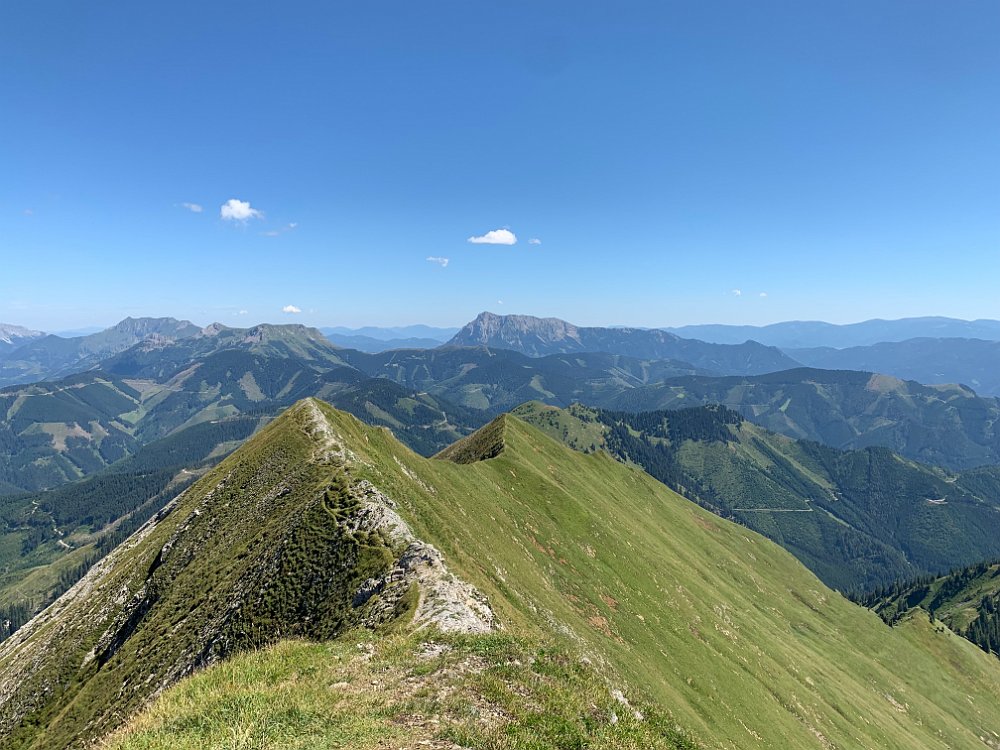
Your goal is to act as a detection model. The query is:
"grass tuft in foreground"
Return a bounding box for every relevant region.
[104,629,699,750]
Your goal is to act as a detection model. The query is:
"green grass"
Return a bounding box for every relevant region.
[322,402,1000,749]
[103,630,697,750]
[514,401,1000,593]
[6,399,1000,749]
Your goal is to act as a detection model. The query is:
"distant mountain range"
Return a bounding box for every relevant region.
[787,338,1000,396]
[0,324,45,355]
[319,324,458,352]
[321,324,459,341]
[0,317,202,386]
[322,333,445,352]
[8,316,1000,494]
[666,316,1000,348]
[447,312,799,375]
[606,368,1000,471]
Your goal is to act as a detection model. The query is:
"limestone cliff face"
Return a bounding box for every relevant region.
[447,311,800,375]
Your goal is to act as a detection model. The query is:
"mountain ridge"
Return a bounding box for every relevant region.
[607,367,1000,470]
[667,316,1000,348]
[513,401,1000,592]
[4,398,1000,748]
[787,337,1000,396]
[0,317,201,387]
[0,325,45,356]
[447,312,801,375]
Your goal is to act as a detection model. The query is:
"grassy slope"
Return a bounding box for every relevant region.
[869,560,1000,633]
[512,401,1000,593]
[12,400,1000,749]
[104,631,698,750]
[372,407,1000,749]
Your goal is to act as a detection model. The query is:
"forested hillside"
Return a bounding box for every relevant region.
[608,368,1000,470]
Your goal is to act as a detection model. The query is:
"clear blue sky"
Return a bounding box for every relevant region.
[2,1,999,331]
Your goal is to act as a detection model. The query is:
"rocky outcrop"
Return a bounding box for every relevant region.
[447,312,800,375]
[348,480,497,633]
[0,399,495,749]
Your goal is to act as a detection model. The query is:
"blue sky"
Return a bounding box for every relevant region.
[2,1,999,331]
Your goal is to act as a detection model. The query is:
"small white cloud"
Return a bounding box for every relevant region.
[237,309,249,315]
[759,292,768,298]
[468,228,517,245]
[261,222,298,237]
[528,238,542,245]
[426,256,450,267]
[181,202,203,213]
[220,198,262,221]
[282,305,302,314]
[23,208,33,216]
[497,299,504,305]
[731,289,742,297]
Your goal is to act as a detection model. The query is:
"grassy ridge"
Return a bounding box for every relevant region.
[513,401,1000,593]
[6,400,1000,749]
[308,401,1000,748]
[866,560,1000,657]
[103,631,698,750]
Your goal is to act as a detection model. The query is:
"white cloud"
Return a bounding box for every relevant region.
[220,198,262,221]
[181,202,203,213]
[237,309,249,315]
[261,222,298,237]
[497,299,504,305]
[731,289,742,296]
[426,256,450,267]
[759,292,768,298]
[282,305,302,314]
[528,238,542,245]
[468,228,517,245]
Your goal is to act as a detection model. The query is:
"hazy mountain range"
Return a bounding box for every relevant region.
[666,316,1000,348]
[446,312,799,374]
[10,313,1000,394]
[788,338,1000,396]
[0,324,45,356]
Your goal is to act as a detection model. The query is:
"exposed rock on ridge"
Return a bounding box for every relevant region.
[0,399,495,749]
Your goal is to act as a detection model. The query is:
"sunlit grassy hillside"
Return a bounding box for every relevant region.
[5,399,1000,749]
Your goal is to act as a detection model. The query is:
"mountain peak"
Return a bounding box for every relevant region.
[0,397,496,746]
[0,323,45,350]
[434,414,508,463]
[447,312,797,375]
[110,316,199,336]
[199,322,231,337]
[458,312,582,346]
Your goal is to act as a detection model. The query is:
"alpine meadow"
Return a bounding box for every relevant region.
[4,3,1000,749]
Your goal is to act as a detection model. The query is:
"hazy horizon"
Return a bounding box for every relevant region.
[7,310,1000,337]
